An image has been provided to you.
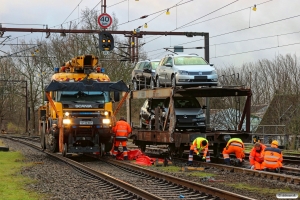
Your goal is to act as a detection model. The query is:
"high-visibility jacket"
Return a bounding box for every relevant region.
[226,138,244,149]
[112,120,132,141]
[262,145,283,168]
[249,143,266,165]
[191,137,208,156]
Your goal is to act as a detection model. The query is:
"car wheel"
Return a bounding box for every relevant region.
[156,77,160,88]
[139,117,146,129]
[133,79,138,91]
[150,78,155,89]
[171,75,176,88]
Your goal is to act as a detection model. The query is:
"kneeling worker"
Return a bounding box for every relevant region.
[262,140,283,172]
[188,137,210,165]
[249,142,266,170]
[222,138,245,165]
[112,116,132,160]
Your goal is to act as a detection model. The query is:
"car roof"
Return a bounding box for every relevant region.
[163,54,203,58]
[137,59,160,63]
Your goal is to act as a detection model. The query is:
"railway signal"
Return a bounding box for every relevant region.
[99,31,114,51]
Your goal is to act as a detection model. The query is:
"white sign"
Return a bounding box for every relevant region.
[97,13,113,29]
[103,51,109,55]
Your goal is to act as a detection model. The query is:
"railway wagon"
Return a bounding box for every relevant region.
[128,86,253,157]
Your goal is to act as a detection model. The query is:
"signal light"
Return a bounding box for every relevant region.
[99,31,114,51]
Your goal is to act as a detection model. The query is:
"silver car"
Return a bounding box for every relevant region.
[155,54,218,88]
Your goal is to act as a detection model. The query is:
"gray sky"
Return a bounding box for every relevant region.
[1,0,300,67]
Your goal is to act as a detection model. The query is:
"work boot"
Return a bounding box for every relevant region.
[275,168,280,173]
[224,158,230,165]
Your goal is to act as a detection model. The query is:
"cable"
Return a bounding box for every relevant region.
[107,0,127,8]
[181,0,273,29]
[144,0,239,45]
[210,41,300,59]
[118,0,194,26]
[62,0,83,24]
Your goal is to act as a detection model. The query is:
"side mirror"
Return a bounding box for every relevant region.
[202,105,207,109]
[114,91,120,102]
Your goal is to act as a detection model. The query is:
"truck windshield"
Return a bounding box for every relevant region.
[56,91,109,102]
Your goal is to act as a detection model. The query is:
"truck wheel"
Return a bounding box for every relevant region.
[47,131,58,153]
[62,143,67,157]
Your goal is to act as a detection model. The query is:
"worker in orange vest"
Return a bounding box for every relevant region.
[188,137,210,165]
[112,116,132,160]
[249,142,266,170]
[262,140,283,172]
[222,138,245,165]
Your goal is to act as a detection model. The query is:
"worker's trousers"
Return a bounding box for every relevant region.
[113,140,128,160]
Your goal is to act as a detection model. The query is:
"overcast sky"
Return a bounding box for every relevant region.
[1,0,300,67]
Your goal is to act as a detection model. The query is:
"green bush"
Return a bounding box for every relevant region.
[6,122,24,134]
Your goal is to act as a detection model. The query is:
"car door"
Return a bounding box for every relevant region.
[142,62,152,85]
[157,58,168,85]
[164,57,173,85]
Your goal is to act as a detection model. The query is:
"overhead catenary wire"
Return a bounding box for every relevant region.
[144,0,240,45]
[61,0,84,24]
[210,41,300,59]
[118,0,194,26]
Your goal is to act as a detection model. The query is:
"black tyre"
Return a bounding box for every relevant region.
[171,75,176,88]
[150,78,155,89]
[62,143,67,157]
[47,131,58,153]
[156,77,161,88]
[133,79,138,91]
[41,123,46,150]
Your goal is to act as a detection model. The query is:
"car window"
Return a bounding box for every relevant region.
[164,97,200,108]
[138,62,146,69]
[174,56,207,65]
[150,61,159,70]
[135,62,141,69]
[165,57,173,65]
[143,62,151,69]
[161,58,168,66]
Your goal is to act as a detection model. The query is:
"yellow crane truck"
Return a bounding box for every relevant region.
[38,55,129,156]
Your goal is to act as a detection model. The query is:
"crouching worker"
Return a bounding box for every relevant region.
[262,140,283,172]
[249,142,266,170]
[188,137,210,165]
[112,116,132,160]
[222,138,245,165]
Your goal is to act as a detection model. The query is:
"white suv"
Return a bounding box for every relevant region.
[155,54,218,88]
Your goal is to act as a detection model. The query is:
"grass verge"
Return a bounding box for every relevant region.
[0,144,41,200]
[227,182,300,196]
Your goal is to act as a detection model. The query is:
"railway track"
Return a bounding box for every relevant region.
[0,135,256,200]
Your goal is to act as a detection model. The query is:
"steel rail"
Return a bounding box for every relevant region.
[107,159,256,200]
[1,136,163,200]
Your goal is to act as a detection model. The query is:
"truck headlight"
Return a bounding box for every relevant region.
[196,113,205,118]
[103,119,110,124]
[64,112,70,117]
[104,111,109,116]
[63,119,71,124]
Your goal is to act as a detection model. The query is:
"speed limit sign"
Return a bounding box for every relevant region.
[97,13,113,29]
